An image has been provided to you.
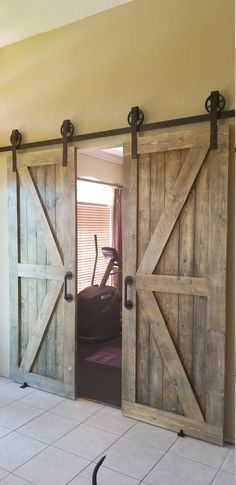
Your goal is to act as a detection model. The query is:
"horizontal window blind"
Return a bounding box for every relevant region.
[77,204,112,292]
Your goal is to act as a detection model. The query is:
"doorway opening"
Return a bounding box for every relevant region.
[76,146,123,407]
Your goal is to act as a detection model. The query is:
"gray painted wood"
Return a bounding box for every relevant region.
[7,147,77,399]
[122,127,229,445]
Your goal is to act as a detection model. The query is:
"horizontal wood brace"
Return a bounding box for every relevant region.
[136,274,209,296]
[122,400,223,446]
[18,263,64,281]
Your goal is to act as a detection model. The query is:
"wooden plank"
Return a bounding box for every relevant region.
[206,141,229,426]
[34,166,47,376]
[18,167,63,266]
[149,152,165,409]
[122,146,137,403]
[178,148,195,413]
[161,149,180,413]
[122,400,223,446]
[136,274,208,296]
[7,163,19,377]
[137,153,150,405]
[27,167,38,373]
[55,163,65,382]
[45,165,57,379]
[193,156,209,415]
[19,178,28,361]
[124,127,228,156]
[18,264,64,280]
[17,149,63,167]
[20,280,62,373]
[137,146,209,275]
[63,148,76,394]
[12,370,74,399]
[138,290,204,422]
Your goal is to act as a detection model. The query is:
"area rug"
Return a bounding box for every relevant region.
[85,346,122,369]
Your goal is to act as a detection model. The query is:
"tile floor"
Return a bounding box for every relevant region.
[0,377,234,484]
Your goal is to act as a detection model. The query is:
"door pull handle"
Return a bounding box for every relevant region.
[64,271,73,302]
[124,275,134,310]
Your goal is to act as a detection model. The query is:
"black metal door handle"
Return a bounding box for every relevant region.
[124,275,134,309]
[64,271,73,302]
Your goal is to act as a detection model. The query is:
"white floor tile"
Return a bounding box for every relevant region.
[100,436,165,480]
[0,397,13,409]
[212,470,235,485]
[0,378,11,387]
[50,398,103,424]
[0,383,35,401]
[124,422,178,451]
[0,425,11,438]
[222,448,235,475]
[171,436,229,468]
[70,463,140,484]
[55,423,119,460]
[0,402,44,430]
[19,390,66,410]
[16,446,90,485]
[18,411,78,444]
[85,407,136,436]
[0,475,32,485]
[0,468,9,480]
[144,452,217,485]
[0,431,46,472]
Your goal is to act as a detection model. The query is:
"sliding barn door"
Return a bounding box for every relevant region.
[8,147,77,398]
[122,126,229,445]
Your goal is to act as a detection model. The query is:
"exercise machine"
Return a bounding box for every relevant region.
[77,235,122,341]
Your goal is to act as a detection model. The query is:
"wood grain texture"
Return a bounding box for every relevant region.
[122,126,229,445]
[18,264,64,280]
[18,167,63,266]
[138,146,209,275]
[7,162,19,377]
[138,290,204,422]
[149,152,165,409]
[136,274,208,296]
[206,141,229,427]
[161,149,181,413]
[63,148,77,394]
[122,147,137,403]
[136,153,150,405]
[122,400,222,445]
[20,281,62,373]
[8,147,77,399]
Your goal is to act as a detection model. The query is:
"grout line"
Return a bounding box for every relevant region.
[140,435,180,482]
[209,447,234,485]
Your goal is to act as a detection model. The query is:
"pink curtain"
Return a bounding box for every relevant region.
[112,188,122,291]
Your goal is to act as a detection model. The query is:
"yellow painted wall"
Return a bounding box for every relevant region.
[0,0,234,441]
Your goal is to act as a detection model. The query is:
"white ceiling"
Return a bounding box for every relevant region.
[0,0,132,48]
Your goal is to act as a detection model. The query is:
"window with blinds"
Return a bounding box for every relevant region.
[77,204,112,292]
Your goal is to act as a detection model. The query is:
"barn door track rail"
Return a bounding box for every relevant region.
[3,90,234,171]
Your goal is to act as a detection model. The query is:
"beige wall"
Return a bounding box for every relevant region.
[77,153,123,184]
[0,0,234,441]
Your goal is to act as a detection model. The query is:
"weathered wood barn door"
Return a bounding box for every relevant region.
[122,126,229,445]
[8,147,77,398]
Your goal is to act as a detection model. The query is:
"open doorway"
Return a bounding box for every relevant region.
[76,146,123,407]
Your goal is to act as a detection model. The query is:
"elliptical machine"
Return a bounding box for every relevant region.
[77,235,122,341]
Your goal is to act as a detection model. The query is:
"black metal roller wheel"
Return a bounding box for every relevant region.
[60,120,74,138]
[10,130,22,146]
[127,108,144,127]
[205,93,225,113]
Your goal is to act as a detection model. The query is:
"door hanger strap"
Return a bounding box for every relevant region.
[128,106,144,159]
[10,129,22,172]
[60,119,74,167]
[205,90,225,150]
